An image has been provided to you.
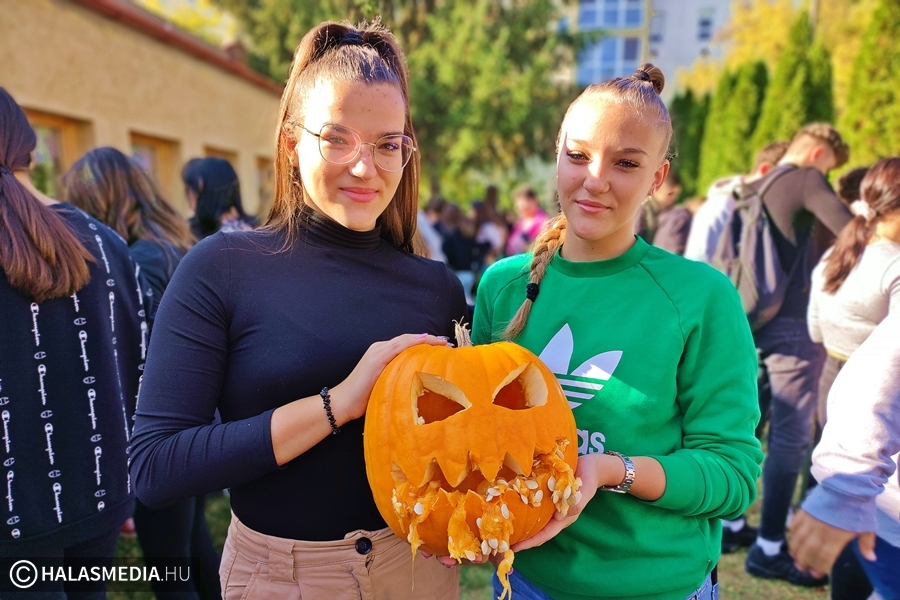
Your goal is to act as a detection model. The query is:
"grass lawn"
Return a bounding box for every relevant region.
[111,490,830,599]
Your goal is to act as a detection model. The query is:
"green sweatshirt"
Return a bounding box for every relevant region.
[472,237,763,600]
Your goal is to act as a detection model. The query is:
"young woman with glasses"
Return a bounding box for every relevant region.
[471,65,763,600]
[129,21,467,600]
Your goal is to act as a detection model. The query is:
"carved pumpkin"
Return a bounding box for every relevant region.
[364,327,580,599]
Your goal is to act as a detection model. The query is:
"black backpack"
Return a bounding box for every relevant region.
[711,166,804,332]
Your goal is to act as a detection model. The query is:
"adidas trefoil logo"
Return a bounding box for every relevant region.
[538,324,623,409]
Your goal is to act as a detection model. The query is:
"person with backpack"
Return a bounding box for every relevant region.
[723,123,852,587]
[685,141,789,264]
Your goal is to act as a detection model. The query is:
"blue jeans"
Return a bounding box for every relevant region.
[491,569,718,600]
[755,317,825,541]
[853,537,900,600]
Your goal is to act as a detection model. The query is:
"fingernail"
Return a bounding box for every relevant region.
[417,333,428,339]
[436,336,450,341]
[447,343,455,348]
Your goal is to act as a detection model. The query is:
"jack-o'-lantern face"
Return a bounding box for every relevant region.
[365,337,580,598]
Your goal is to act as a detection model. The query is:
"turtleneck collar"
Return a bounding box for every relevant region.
[298,203,384,251]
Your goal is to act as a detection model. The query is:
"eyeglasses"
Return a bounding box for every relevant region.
[300,123,416,172]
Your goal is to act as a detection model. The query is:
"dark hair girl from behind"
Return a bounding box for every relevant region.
[182,156,256,239]
[0,87,146,596]
[0,87,94,302]
[823,157,900,293]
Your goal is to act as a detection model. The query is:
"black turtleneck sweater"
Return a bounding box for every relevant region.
[129,210,468,541]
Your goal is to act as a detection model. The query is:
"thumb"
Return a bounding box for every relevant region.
[857,532,877,562]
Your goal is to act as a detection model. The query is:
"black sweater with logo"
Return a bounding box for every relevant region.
[0,204,146,554]
[130,207,468,541]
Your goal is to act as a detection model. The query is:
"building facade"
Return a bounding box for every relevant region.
[1,0,281,217]
[575,0,731,98]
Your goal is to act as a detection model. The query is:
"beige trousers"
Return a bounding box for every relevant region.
[220,513,460,600]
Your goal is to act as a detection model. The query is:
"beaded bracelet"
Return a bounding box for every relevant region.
[320,387,340,435]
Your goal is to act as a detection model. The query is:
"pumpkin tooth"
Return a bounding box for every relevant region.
[481,540,490,555]
[525,479,539,490]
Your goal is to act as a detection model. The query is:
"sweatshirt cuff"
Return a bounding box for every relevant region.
[801,485,879,534]
[644,453,703,513]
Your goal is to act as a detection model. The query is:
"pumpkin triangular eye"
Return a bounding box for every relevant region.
[413,373,471,425]
[492,363,548,410]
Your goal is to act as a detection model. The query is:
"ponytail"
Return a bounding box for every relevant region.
[504,214,566,340]
[823,157,900,293]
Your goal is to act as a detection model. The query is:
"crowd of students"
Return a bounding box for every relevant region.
[417,185,551,304]
[0,16,897,600]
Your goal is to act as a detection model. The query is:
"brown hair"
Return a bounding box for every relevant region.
[63,147,194,253]
[504,64,671,340]
[753,141,789,172]
[268,21,419,251]
[0,87,94,302]
[835,166,870,206]
[822,157,900,293]
[788,123,850,170]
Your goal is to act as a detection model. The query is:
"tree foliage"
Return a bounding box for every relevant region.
[815,0,878,114]
[668,90,707,198]
[719,60,768,178]
[211,0,590,198]
[696,69,735,194]
[751,11,833,151]
[840,0,900,168]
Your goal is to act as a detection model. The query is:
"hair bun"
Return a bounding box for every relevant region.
[633,63,665,95]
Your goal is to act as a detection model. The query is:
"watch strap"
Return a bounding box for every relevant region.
[601,450,635,494]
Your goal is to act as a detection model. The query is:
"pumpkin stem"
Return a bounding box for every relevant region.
[454,320,473,348]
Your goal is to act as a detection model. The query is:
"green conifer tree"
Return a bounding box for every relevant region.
[751,11,814,149]
[719,60,768,177]
[840,0,900,167]
[697,69,736,193]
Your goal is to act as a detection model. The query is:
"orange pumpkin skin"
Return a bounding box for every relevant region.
[364,341,579,556]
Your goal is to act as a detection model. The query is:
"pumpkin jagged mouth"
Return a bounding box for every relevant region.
[390,440,581,600]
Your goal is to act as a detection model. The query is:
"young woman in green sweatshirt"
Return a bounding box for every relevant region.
[472,64,763,600]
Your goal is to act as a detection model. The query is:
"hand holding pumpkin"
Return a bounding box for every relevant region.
[330,333,451,423]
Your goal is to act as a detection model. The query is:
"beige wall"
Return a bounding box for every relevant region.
[0,0,281,216]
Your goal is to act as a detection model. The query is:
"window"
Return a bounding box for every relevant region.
[580,0,644,30]
[698,17,713,41]
[698,8,716,43]
[131,132,179,198]
[204,146,238,166]
[23,109,91,197]
[576,36,642,86]
[649,11,665,43]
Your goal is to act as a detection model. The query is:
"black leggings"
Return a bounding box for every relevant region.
[133,495,221,600]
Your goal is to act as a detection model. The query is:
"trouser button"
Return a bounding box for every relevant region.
[355,537,372,555]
